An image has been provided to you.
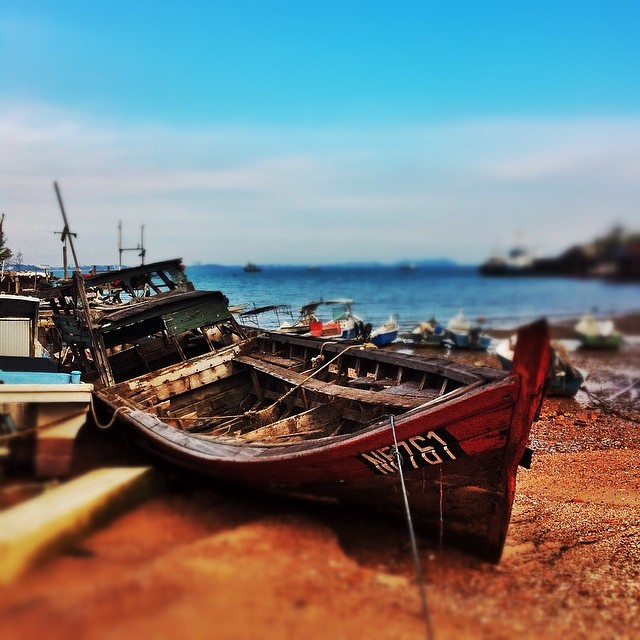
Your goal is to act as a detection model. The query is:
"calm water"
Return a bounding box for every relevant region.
[187,264,640,333]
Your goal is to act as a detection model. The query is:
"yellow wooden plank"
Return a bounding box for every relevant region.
[0,466,162,585]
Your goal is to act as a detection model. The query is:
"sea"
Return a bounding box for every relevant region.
[186,264,640,334]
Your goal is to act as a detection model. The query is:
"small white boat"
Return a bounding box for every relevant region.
[279,299,368,341]
[574,313,623,349]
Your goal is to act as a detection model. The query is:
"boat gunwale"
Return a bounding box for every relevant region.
[97,372,517,462]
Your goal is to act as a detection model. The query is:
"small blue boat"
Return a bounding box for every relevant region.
[369,317,399,347]
[445,311,492,350]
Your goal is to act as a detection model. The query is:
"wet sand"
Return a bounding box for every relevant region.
[0,315,638,640]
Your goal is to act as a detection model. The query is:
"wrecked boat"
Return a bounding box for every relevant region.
[90,309,551,562]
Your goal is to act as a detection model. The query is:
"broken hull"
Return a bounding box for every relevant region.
[96,320,550,562]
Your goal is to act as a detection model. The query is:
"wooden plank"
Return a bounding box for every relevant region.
[0,466,162,585]
[240,401,345,442]
[248,351,304,371]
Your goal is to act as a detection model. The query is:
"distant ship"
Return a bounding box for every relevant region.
[244,262,261,272]
[479,245,534,276]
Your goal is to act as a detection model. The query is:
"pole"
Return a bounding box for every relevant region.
[118,220,122,270]
[63,243,68,280]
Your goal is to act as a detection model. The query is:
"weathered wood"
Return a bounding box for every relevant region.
[0,467,161,585]
[163,299,232,336]
[261,332,503,385]
[240,401,346,442]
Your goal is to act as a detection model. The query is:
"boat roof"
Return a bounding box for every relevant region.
[300,299,354,314]
[0,294,40,303]
[38,258,188,298]
[96,289,228,326]
[239,304,292,318]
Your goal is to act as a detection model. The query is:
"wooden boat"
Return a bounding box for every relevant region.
[0,294,93,478]
[445,311,492,350]
[93,315,552,563]
[574,313,623,350]
[244,262,261,273]
[495,336,585,397]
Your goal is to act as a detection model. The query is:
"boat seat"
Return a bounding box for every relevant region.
[248,351,305,372]
[235,355,425,410]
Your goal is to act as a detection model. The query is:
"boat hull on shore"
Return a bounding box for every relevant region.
[95,319,551,562]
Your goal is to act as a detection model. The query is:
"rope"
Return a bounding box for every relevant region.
[0,400,131,439]
[582,386,640,423]
[389,414,434,640]
[0,426,40,442]
[89,395,132,430]
[244,342,363,424]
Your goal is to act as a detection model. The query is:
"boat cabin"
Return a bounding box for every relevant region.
[39,261,247,387]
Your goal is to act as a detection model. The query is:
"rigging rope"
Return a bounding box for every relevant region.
[388,414,434,640]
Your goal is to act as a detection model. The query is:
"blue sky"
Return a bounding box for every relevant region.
[1,1,639,266]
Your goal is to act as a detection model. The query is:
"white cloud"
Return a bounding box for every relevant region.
[1,103,639,266]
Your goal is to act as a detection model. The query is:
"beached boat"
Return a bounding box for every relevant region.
[369,317,399,347]
[495,336,585,397]
[406,318,447,348]
[93,317,551,562]
[445,311,492,350]
[0,294,93,478]
[574,313,623,350]
[278,299,369,341]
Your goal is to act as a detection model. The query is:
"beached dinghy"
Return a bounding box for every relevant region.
[94,317,551,562]
[496,335,585,397]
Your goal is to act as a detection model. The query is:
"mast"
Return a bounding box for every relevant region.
[118,221,145,269]
[53,181,80,275]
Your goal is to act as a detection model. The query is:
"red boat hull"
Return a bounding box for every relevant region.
[97,320,551,562]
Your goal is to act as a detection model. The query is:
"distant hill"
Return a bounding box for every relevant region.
[188,259,460,269]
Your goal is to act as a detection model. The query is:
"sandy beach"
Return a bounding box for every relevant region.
[0,314,638,640]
